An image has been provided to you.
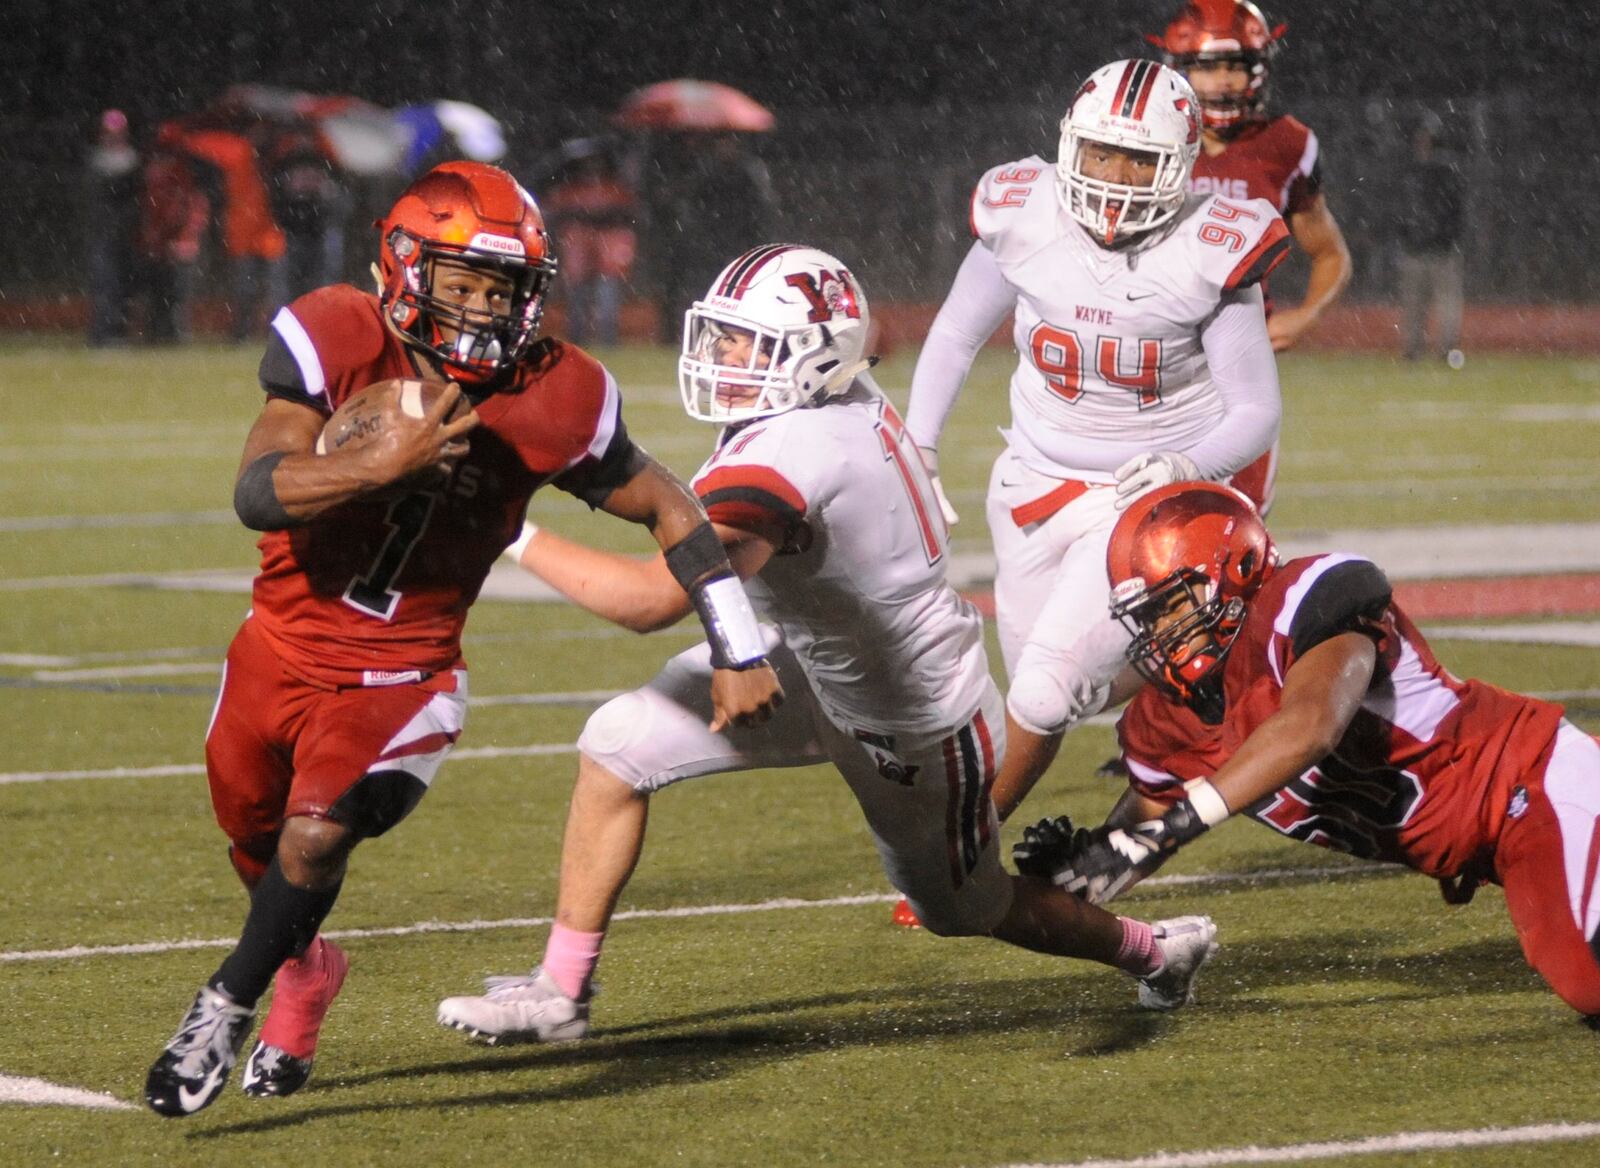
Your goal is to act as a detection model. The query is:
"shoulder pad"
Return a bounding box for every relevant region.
[1185,195,1292,294]
[969,156,1054,250]
[267,286,387,406]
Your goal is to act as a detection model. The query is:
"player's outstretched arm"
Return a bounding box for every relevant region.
[1204,630,1374,813]
[1270,195,1352,352]
[595,452,783,730]
[232,387,478,529]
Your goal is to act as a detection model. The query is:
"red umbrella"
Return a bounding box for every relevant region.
[613,80,775,132]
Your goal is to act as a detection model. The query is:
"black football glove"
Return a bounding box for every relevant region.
[1013,814,1097,880]
[1014,799,1212,905]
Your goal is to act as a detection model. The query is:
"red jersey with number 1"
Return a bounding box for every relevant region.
[1118,554,1567,879]
[249,284,636,686]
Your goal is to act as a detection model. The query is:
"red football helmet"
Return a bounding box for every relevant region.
[1106,482,1278,718]
[1149,0,1287,135]
[377,161,557,385]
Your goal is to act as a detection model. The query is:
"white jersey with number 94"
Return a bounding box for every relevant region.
[963,155,1290,476]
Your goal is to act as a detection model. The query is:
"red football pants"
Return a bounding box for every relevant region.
[205,617,466,884]
[1497,723,1600,1015]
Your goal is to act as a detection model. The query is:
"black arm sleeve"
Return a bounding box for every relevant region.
[552,418,644,509]
[1288,559,1393,659]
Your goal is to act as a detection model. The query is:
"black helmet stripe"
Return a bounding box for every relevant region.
[1114,59,1158,120]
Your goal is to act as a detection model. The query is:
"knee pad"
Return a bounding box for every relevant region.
[1006,666,1109,737]
[578,691,654,762]
[329,769,428,838]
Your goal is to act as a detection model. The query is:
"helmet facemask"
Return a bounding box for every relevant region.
[678,245,871,424]
[1059,134,1192,247]
[1111,569,1244,723]
[1056,60,1201,248]
[384,229,556,386]
[1176,51,1269,135]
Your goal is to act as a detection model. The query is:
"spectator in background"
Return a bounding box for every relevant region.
[267,127,348,301]
[650,132,778,342]
[1395,113,1466,365]
[85,109,141,346]
[137,128,210,344]
[181,127,288,342]
[545,151,639,346]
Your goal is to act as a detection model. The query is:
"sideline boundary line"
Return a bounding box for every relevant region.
[0,863,1383,964]
[1000,1120,1600,1168]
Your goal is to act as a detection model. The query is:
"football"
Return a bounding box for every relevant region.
[315,378,468,455]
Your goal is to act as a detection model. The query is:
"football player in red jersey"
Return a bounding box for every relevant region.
[144,161,783,1118]
[1152,0,1352,514]
[1015,483,1600,1022]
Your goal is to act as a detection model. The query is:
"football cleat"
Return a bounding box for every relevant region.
[1137,915,1218,1011]
[242,937,349,1098]
[241,1044,313,1098]
[437,966,590,1045]
[891,897,923,929]
[144,986,255,1117]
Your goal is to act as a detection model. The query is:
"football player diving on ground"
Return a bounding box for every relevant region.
[1014,482,1600,1023]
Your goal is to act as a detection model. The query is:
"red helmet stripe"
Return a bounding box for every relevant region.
[1110,60,1139,115]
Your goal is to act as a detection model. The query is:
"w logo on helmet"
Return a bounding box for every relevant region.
[1175,97,1200,144]
[785,270,862,324]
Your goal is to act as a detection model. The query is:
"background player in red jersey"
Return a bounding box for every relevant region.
[1151,0,1352,515]
[1014,483,1600,1023]
[144,161,782,1118]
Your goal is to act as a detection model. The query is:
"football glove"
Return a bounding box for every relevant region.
[918,446,960,526]
[1113,451,1200,510]
[1014,799,1213,905]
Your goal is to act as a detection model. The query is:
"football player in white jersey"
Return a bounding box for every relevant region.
[904,59,1290,846]
[434,245,1220,1044]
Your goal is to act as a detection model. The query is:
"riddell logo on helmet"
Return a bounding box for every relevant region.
[468,233,526,258]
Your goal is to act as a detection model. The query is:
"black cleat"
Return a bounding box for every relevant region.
[145,987,255,1117]
[241,1041,314,1097]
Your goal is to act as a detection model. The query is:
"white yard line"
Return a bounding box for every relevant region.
[0,509,235,532]
[7,686,1599,786]
[999,1121,1600,1168]
[8,522,1600,592]
[0,1074,135,1112]
[0,863,1376,965]
[0,741,579,785]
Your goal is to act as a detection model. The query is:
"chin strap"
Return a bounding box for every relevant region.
[819,358,874,398]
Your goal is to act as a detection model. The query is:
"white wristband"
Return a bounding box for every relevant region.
[698,574,767,668]
[1184,778,1232,827]
[503,521,539,563]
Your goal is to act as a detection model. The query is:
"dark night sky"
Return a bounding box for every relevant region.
[8,0,1595,138]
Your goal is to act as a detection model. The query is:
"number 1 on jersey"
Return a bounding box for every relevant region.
[875,402,944,566]
[343,492,437,621]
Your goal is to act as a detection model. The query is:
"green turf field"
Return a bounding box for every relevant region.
[3,340,1600,1166]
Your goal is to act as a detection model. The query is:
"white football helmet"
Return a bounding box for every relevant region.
[1057,59,1202,246]
[679,244,871,423]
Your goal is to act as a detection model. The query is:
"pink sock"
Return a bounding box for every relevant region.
[1116,917,1162,977]
[542,922,605,1001]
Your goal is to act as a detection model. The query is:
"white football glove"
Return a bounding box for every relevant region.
[1114,451,1200,510]
[918,446,960,526]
